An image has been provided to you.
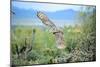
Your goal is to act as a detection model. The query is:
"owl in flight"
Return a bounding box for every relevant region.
[37,11,66,49]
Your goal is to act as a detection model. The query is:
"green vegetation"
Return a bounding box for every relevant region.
[11,7,96,66]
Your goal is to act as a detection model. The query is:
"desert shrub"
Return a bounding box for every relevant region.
[67,7,96,62]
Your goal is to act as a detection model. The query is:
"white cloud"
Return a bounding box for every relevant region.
[12,1,82,12]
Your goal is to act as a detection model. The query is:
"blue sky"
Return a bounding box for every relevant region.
[11,1,87,27]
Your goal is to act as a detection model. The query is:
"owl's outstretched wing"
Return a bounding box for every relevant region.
[37,11,56,28]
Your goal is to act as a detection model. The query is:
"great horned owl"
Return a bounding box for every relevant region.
[37,11,66,49]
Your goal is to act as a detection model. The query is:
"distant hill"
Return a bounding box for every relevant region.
[45,9,78,20]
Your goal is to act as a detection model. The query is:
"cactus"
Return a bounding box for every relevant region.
[15,38,32,59]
